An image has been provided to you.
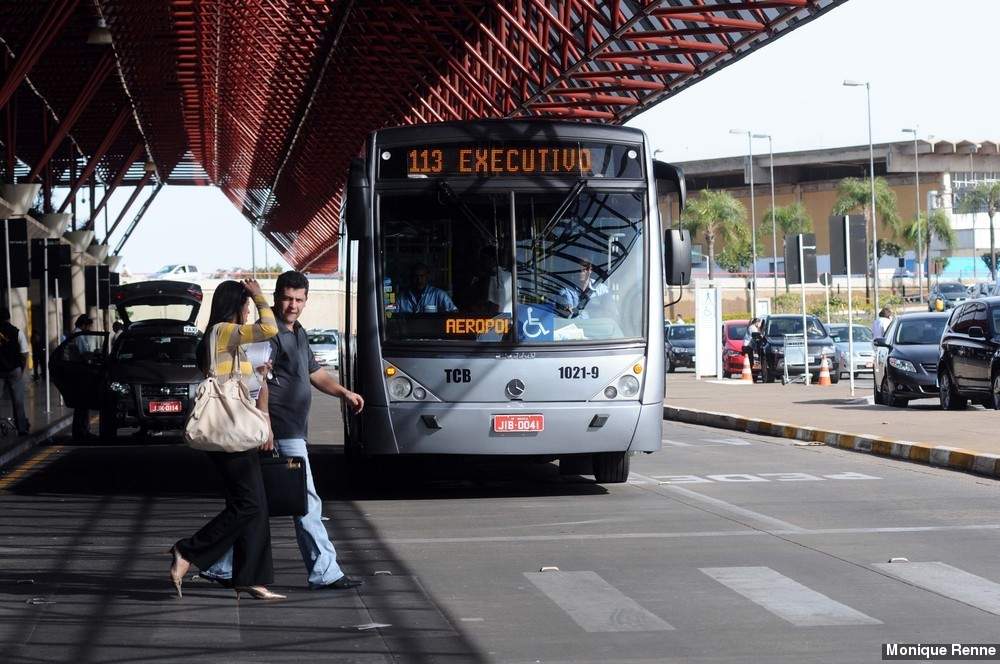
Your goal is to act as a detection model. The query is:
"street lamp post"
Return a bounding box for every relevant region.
[844,80,879,312]
[753,133,777,297]
[902,127,922,300]
[731,129,758,317]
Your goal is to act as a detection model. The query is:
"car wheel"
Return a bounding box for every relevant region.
[873,377,884,405]
[992,373,1000,410]
[830,370,840,384]
[666,356,675,373]
[593,451,630,484]
[939,370,967,410]
[880,376,904,408]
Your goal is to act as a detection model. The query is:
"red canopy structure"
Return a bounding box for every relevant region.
[0,0,846,271]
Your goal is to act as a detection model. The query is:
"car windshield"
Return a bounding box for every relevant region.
[308,334,337,345]
[726,323,747,340]
[156,265,178,274]
[894,317,947,345]
[668,325,694,340]
[828,325,873,343]
[765,317,827,339]
[938,283,965,294]
[379,188,645,344]
[116,335,199,363]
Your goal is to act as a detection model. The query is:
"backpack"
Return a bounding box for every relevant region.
[0,322,23,372]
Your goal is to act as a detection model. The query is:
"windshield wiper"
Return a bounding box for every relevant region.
[532,179,588,253]
[437,181,492,243]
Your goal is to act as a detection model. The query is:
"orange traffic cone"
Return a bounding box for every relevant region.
[740,353,753,382]
[817,356,832,386]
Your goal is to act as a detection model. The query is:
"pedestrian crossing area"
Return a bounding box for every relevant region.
[523,561,1000,633]
[662,436,754,447]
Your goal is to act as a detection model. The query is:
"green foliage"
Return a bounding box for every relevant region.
[932,256,950,273]
[715,235,762,274]
[877,240,903,257]
[832,177,902,235]
[982,253,997,272]
[764,202,813,238]
[681,189,747,281]
[957,181,1000,217]
[902,209,955,251]
[722,311,751,321]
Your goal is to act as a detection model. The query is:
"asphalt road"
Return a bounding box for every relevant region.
[2,389,999,663]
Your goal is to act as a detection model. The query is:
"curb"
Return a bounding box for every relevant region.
[0,414,73,470]
[663,405,1000,479]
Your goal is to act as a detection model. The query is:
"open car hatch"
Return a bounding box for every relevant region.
[113,280,203,325]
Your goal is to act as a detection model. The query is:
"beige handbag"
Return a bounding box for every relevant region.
[184,325,270,453]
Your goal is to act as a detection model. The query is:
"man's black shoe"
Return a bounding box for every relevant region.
[314,575,364,590]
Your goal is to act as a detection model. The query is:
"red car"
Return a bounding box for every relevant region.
[722,319,749,377]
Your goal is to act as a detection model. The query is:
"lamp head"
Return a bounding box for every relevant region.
[729,129,746,135]
[842,79,866,87]
[752,133,770,139]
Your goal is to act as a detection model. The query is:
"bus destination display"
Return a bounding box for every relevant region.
[378,141,643,179]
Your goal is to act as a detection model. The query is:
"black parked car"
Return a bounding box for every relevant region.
[51,280,203,440]
[928,281,969,311]
[759,314,840,383]
[938,298,1000,410]
[665,324,695,373]
[872,312,948,407]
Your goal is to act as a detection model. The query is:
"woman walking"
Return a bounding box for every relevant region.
[168,278,282,600]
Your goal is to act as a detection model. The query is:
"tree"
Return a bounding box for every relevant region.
[680,189,747,281]
[902,209,955,290]
[832,177,901,299]
[763,202,812,292]
[957,181,1000,281]
[715,233,761,274]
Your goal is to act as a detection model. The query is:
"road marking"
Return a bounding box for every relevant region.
[661,439,693,447]
[525,571,674,633]
[872,562,1000,615]
[701,567,882,627]
[707,438,752,446]
[0,445,64,493]
[648,472,882,484]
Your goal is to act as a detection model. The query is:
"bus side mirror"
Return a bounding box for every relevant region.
[345,157,369,239]
[664,229,691,286]
[653,160,685,212]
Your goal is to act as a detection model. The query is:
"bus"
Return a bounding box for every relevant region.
[339,120,690,483]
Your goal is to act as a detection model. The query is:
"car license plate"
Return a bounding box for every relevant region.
[493,414,544,433]
[149,400,182,414]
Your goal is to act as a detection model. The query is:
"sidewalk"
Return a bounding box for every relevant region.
[663,372,1000,478]
[0,377,73,469]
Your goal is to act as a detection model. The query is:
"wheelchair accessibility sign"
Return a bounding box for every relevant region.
[517,304,553,342]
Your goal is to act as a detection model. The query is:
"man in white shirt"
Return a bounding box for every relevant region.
[0,307,30,434]
[871,307,892,339]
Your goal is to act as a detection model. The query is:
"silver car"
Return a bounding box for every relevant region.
[307,332,339,369]
[826,323,875,378]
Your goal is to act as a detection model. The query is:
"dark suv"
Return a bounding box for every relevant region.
[938,297,1000,410]
[51,280,203,439]
[759,314,840,383]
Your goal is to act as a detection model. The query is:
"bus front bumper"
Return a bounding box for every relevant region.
[362,400,663,456]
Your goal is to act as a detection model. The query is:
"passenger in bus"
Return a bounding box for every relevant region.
[556,259,609,319]
[463,246,512,315]
[398,263,457,314]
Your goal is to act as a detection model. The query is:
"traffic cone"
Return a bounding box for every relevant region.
[740,353,753,382]
[817,356,832,386]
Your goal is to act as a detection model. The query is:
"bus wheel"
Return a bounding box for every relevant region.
[593,452,630,483]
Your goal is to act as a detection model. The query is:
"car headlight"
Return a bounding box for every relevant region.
[617,375,640,398]
[108,381,130,395]
[388,376,413,399]
[888,357,916,373]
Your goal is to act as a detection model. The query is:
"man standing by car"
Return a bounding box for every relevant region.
[871,307,893,339]
[71,315,95,440]
[202,271,365,590]
[0,308,30,434]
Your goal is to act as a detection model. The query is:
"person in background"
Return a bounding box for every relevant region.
[110,320,124,348]
[0,308,30,434]
[398,263,457,314]
[743,317,763,382]
[871,307,892,339]
[30,326,44,382]
[675,315,685,324]
[71,315,95,440]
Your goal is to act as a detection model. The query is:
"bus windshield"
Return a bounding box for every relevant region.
[379,188,645,344]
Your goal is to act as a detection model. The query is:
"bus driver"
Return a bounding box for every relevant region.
[557,259,608,319]
[398,263,458,314]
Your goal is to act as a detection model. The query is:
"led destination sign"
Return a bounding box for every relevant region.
[409,146,593,176]
[378,141,643,179]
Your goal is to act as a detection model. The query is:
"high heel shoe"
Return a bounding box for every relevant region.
[168,546,189,598]
[234,585,286,600]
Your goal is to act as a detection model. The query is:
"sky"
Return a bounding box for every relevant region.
[103,0,1000,274]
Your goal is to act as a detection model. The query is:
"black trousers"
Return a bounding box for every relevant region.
[175,450,273,587]
[72,408,90,438]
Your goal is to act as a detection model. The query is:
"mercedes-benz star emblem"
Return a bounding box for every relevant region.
[505,379,525,400]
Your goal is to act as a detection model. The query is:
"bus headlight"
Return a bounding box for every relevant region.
[617,375,640,398]
[413,387,426,400]
[389,377,413,399]
[108,381,130,395]
[603,386,618,399]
